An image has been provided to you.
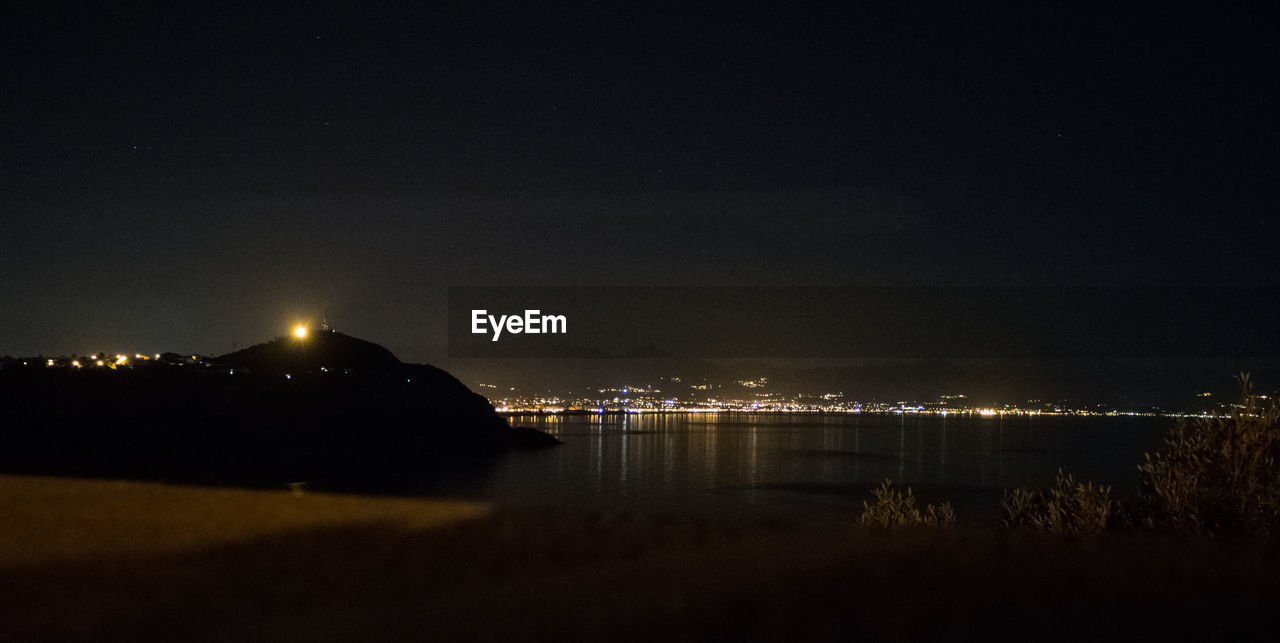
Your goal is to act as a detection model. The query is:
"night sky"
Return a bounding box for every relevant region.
[3,3,1276,363]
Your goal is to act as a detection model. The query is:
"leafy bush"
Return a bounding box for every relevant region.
[859,480,956,529]
[999,469,1112,534]
[1136,373,1280,536]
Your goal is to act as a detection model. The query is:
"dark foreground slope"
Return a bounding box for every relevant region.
[4,477,1280,643]
[0,331,554,482]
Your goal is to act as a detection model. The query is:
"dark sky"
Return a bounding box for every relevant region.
[3,3,1276,362]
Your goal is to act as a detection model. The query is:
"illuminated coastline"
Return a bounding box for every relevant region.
[489,396,1212,419]
[2,351,1237,419]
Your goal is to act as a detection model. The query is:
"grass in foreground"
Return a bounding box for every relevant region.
[0,474,489,567]
[859,480,956,529]
[5,474,1280,642]
[1000,469,1113,534]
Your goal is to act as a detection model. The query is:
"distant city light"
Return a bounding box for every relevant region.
[294,325,307,339]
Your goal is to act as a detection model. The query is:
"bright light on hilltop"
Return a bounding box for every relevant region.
[294,325,308,339]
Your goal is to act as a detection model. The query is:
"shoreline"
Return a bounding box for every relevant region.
[499,408,1195,418]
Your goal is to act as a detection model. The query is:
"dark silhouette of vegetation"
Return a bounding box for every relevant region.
[1136,373,1280,536]
[999,469,1113,534]
[859,480,956,529]
[993,373,1279,537]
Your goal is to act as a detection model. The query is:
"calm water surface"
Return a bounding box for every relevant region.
[305,412,1175,523]
[469,412,1175,522]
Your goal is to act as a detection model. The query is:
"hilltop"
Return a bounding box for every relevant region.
[216,329,403,374]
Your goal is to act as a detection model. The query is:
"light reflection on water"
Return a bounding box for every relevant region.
[483,412,1174,521]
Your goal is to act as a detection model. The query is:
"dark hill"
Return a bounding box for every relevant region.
[215,330,401,374]
[0,332,557,485]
